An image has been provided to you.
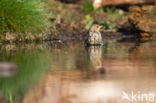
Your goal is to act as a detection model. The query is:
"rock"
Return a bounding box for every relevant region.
[25,33,35,41]
[93,0,155,8]
[0,32,44,43]
[4,32,17,42]
[128,5,156,39]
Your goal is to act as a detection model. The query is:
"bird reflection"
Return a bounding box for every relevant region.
[86,46,106,76]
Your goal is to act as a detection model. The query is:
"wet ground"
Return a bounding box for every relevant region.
[0,40,156,103]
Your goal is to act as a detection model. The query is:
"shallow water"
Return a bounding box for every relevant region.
[0,41,156,103]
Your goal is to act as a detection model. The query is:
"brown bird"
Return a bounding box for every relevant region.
[87,24,103,45]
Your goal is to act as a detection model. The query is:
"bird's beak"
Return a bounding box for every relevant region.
[98,26,103,31]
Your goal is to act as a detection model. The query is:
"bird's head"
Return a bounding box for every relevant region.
[90,24,103,32]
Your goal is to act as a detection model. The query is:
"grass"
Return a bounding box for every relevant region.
[0,0,49,34]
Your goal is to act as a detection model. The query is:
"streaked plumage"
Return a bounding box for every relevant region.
[87,24,103,45]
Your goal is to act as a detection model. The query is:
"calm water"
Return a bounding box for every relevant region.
[0,41,156,103]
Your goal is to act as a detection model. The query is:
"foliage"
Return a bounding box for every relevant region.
[81,1,105,13]
[100,21,118,30]
[103,6,117,14]
[81,1,95,13]
[84,14,97,29]
[0,0,49,34]
[84,14,118,30]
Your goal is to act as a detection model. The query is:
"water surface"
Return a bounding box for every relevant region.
[0,41,156,103]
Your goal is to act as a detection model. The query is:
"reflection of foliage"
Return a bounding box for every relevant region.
[0,49,51,102]
[0,0,49,34]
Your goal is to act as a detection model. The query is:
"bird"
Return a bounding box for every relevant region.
[86,24,103,46]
